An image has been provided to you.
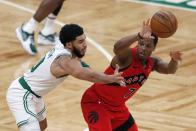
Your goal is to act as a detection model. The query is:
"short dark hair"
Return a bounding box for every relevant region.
[151,33,158,47]
[59,24,84,46]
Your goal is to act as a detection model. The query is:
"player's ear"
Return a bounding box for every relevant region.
[66,42,73,49]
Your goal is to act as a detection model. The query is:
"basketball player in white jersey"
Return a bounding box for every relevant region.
[7,24,125,131]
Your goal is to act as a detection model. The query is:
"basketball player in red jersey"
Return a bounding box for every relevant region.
[81,19,182,131]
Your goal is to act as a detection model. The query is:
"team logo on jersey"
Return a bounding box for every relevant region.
[88,111,99,124]
[124,73,147,86]
[124,87,137,98]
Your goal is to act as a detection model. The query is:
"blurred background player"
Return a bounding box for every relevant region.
[81,19,182,131]
[16,0,66,55]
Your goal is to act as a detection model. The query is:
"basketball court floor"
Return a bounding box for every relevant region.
[0,0,196,130]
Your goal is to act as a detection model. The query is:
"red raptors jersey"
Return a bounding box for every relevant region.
[90,48,154,106]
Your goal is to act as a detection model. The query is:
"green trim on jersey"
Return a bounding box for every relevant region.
[22,91,46,121]
[31,56,45,72]
[81,61,90,68]
[133,0,196,10]
[37,106,46,116]
[19,77,41,98]
[23,91,37,119]
[17,120,28,127]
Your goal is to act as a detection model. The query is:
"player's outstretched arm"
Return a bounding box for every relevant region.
[113,33,138,55]
[113,19,153,63]
[57,55,125,84]
[153,50,182,74]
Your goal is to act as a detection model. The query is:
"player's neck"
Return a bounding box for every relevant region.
[141,60,147,67]
[138,57,147,67]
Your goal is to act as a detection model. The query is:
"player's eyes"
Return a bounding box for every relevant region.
[78,40,84,44]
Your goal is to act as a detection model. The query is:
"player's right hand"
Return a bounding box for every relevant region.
[139,19,154,39]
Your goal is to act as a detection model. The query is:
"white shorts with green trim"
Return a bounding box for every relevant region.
[6,78,46,128]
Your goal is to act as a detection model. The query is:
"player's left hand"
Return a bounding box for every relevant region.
[114,64,126,87]
[170,50,182,62]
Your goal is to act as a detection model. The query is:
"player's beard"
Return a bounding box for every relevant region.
[73,46,85,58]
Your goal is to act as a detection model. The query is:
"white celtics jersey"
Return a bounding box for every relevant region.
[23,43,72,96]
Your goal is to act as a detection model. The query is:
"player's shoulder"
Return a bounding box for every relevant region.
[151,56,162,63]
[54,43,71,54]
[150,56,164,70]
[111,48,135,69]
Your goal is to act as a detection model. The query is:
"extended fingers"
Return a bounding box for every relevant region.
[146,18,150,25]
[114,64,120,74]
[119,80,126,87]
[170,51,182,61]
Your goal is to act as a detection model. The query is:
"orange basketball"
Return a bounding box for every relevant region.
[150,10,178,38]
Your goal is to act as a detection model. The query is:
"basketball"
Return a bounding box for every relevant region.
[150,10,178,38]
